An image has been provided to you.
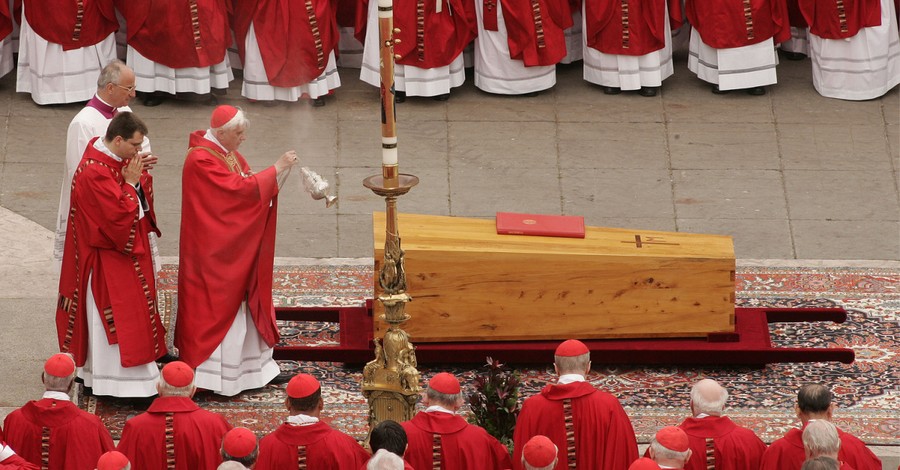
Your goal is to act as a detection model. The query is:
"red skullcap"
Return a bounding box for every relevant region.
[429,372,460,395]
[287,373,320,399]
[628,457,662,470]
[161,361,194,388]
[522,435,557,467]
[44,353,76,378]
[223,427,257,458]
[96,451,130,470]
[210,105,239,128]
[555,339,589,357]
[655,426,690,452]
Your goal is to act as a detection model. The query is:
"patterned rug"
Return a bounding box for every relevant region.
[82,260,899,445]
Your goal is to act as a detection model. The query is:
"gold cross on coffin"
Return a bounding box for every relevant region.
[622,234,680,248]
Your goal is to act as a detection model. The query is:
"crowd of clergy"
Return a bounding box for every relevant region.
[0,340,888,470]
[0,0,897,109]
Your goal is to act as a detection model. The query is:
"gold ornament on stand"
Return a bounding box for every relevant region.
[361,0,421,428]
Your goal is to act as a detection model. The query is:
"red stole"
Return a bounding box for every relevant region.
[798,0,882,39]
[17,0,117,50]
[115,0,229,68]
[233,0,340,87]
[684,0,792,49]
[175,131,279,368]
[56,138,165,367]
[391,0,477,68]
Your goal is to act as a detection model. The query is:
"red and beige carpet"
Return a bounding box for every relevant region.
[82,259,899,445]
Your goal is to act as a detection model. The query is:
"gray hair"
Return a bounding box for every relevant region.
[690,379,728,416]
[97,59,128,88]
[43,373,74,393]
[425,387,462,408]
[554,352,590,375]
[523,458,557,470]
[214,108,249,132]
[216,462,249,470]
[650,438,691,462]
[801,456,840,470]
[802,420,840,458]
[367,449,405,470]
[158,376,194,397]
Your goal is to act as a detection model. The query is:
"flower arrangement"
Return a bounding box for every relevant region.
[465,357,521,454]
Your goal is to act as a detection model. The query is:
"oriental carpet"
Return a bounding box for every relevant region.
[81,259,899,445]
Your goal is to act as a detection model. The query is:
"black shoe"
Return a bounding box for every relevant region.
[394,90,406,103]
[522,91,539,97]
[81,385,93,396]
[269,372,293,385]
[311,97,326,107]
[143,95,164,107]
[782,51,807,61]
[602,86,622,95]
[156,352,180,364]
[639,86,659,97]
[432,93,450,101]
[203,94,219,106]
[711,85,729,94]
[746,86,767,96]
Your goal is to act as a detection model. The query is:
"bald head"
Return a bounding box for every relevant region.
[803,420,840,459]
[690,379,728,416]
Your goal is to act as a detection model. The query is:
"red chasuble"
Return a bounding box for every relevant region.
[255,422,370,470]
[117,396,231,470]
[585,0,684,56]
[391,0,477,68]
[759,426,881,470]
[2,399,114,470]
[115,0,229,68]
[677,416,766,470]
[684,0,791,49]
[484,0,571,66]
[15,0,117,50]
[233,0,340,86]
[512,381,638,470]
[401,412,512,470]
[0,1,12,43]
[798,0,882,39]
[56,138,166,368]
[175,131,280,368]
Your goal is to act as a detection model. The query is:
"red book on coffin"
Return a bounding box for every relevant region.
[496,212,585,238]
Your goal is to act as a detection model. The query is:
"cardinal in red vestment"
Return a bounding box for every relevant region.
[2,354,114,470]
[760,384,882,470]
[402,373,513,470]
[176,105,297,396]
[512,340,639,470]
[674,379,766,470]
[255,374,370,469]
[117,362,232,470]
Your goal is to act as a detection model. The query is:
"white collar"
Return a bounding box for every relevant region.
[557,374,586,385]
[286,414,320,426]
[425,405,456,415]
[42,391,71,401]
[203,129,228,153]
[93,138,122,162]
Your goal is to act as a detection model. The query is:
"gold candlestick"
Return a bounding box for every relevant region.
[361,0,421,428]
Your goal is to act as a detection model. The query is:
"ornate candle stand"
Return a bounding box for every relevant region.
[361,0,421,427]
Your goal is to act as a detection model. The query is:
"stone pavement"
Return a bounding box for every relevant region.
[0,50,897,466]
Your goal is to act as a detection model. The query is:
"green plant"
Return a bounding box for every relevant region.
[466,357,521,454]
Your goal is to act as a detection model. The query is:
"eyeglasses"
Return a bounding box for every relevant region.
[113,83,137,93]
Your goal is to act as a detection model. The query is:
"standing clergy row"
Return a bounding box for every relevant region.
[9,0,342,106]
[3,0,896,107]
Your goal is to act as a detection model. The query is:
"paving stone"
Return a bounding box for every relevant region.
[792,219,900,260]
[559,123,669,169]
[677,218,795,259]
[673,169,788,219]
[784,170,900,221]
[779,124,893,171]
[276,213,339,258]
[449,168,563,217]
[450,121,558,169]
[561,168,675,219]
[669,123,780,170]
